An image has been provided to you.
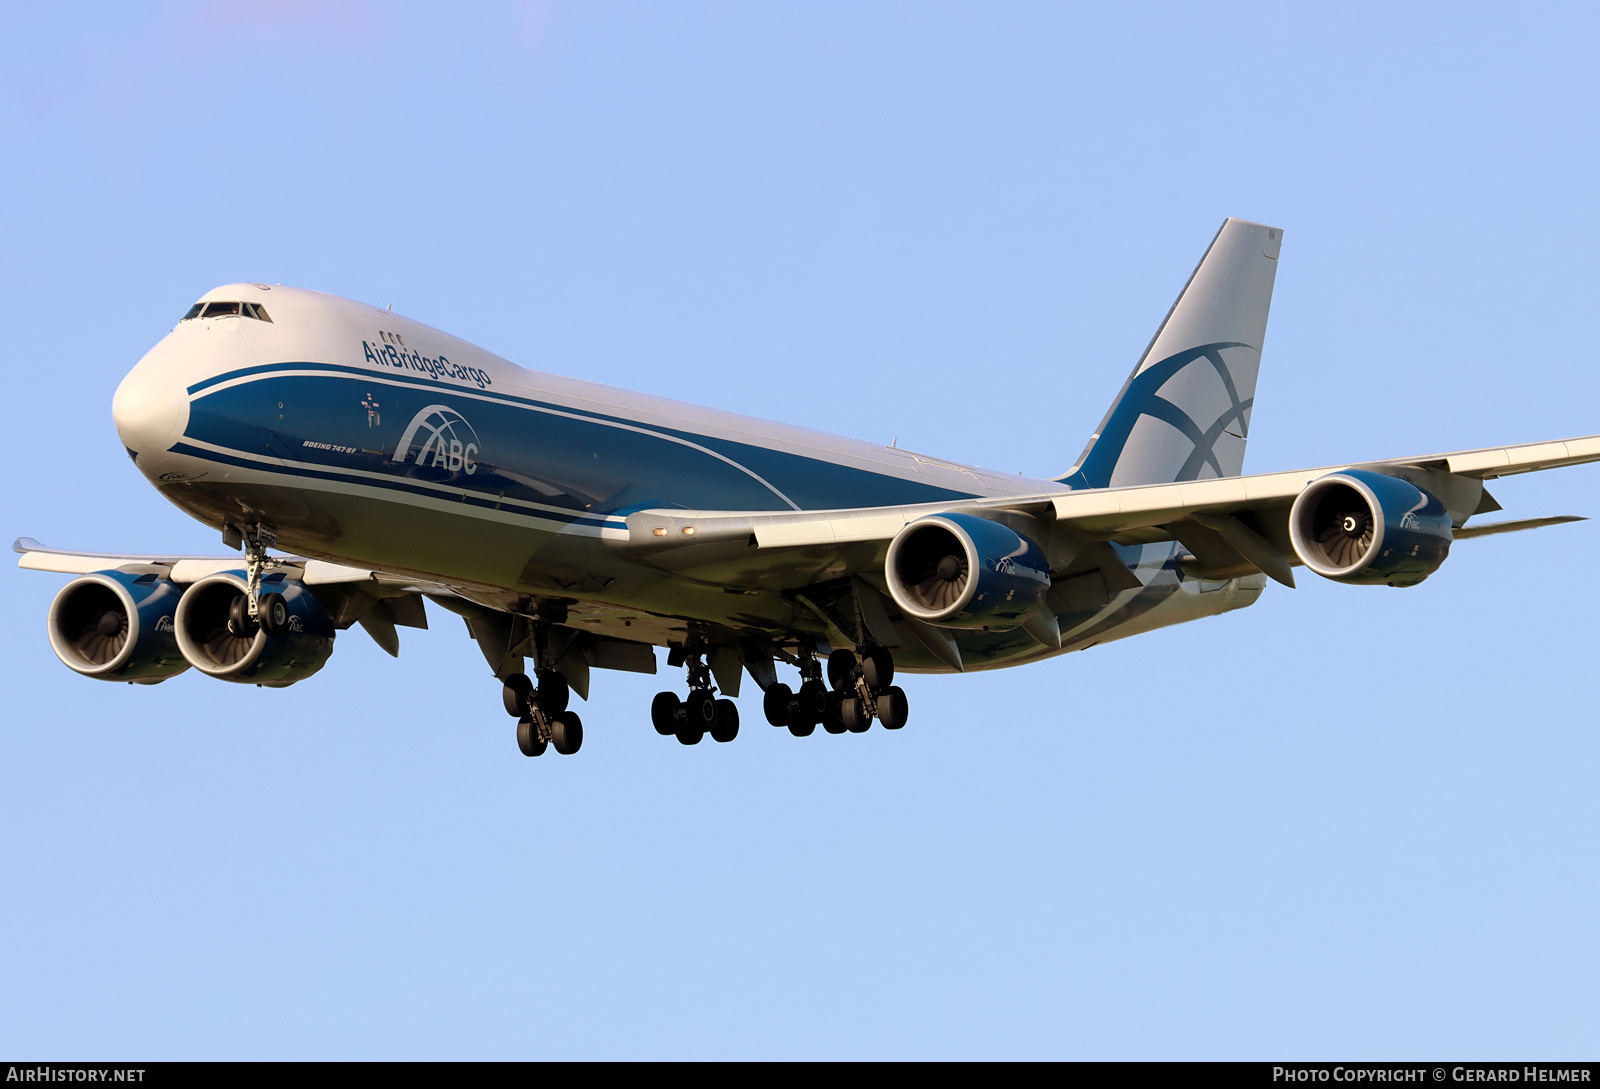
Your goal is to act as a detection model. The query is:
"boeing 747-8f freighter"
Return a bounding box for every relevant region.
[19,219,1598,756]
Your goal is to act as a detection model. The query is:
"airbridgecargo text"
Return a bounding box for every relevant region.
[362,340,492,389]
[1273,1070,1592,1083]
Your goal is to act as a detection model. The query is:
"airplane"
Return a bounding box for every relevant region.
[18,218,1598,758]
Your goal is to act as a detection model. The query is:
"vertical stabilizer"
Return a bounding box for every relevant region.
[1061,218,1282,489]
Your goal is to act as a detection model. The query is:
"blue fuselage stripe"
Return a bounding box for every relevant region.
[180,361,979,515]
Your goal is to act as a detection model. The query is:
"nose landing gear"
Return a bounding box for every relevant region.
[223,521,291,639]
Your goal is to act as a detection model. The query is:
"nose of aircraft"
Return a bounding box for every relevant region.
[112,345,190,460]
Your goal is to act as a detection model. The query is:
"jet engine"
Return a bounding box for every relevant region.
[174,572,335,685]
[884,512,1051,629]
[47,571,190,682]
[1288,469,1453,587]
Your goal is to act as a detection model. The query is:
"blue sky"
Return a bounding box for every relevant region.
[3,1,1598,1059]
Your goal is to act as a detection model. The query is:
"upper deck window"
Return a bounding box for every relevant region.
[180,301,273,322]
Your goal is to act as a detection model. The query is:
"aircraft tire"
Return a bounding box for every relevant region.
[826,649,857,691]
[551,711,583,755]
[535,670,569,715]
[860,647,894,693]
[822,690,848,734]
[676,725,705,746]
[786,707,816,737]
[711,699,740,743]
[685,689,717,732]
[258,592,289,637]
[226,593,256,638]
[503,673,534,717]
[763,683,794,727]
[877,687,909,730]
[796,679,828,725]
[651,691,682,736]
[841,696,870,733]
[516,716,547,757]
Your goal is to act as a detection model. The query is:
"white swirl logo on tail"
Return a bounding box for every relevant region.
[393,405,480,474]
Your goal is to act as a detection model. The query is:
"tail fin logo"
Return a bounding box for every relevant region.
[393,404,481,475]
[1067,342,1255,490]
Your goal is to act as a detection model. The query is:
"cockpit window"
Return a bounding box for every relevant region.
[180,300,273,322]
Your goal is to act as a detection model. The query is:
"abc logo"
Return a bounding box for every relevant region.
[393,405,480,474]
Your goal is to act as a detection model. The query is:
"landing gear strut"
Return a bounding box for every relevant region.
[505,668,582,757]
[651,642,739,745]
[224,521,288,638]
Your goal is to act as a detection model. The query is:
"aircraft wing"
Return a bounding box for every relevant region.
[12,538,652,685]
[13,538,384,584]
[12,536,451,659]
[620,433,1600,590]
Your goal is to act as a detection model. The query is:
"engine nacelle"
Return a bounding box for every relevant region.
[884,512,1051,629]
[1288,469,1453,587]
[47,571,190,682]
[174,572,335,685]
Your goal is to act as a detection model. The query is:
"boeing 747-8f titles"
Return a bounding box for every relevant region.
[19,219,1598,756]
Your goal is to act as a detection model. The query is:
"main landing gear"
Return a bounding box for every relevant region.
[762,645,908,737]
[651,647,739,746]
[505,669,583,757]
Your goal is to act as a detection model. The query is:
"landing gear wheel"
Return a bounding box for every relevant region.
[651,691,682,736]
[876,686,909,730]
[535,670,570,715]
[841,696,871,733]
[685,689,718,731]
[786,707,816,737]
[711,700,740,743]
[516,717,547,757]
[763,683,794,727]
[679,689,716,745]
[796,679,828,725]
[827,649,857,691]
[258,592,289,637]
[503,673,534,717]
[860,647,894,692]
[550,711,584,755]
[822,690,848,734]
[227,594,257,638]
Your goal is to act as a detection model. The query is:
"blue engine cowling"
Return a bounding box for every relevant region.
[47,570,191,682]
[1288,469,1453,587]
[174,571,336,685]
[884,512,1052,629]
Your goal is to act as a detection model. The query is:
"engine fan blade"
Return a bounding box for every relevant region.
[203,621,254,666]
[73,612,128,665]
